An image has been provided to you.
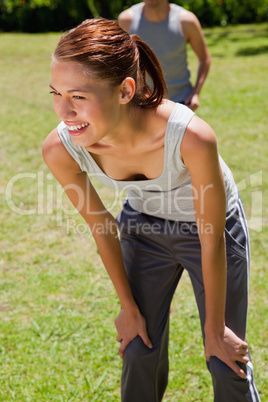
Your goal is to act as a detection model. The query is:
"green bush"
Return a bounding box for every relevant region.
[176,0,268,25]
[222,0,268,24]
[178,0,223,26]
[0,0,268,32]
[0,0,91,32]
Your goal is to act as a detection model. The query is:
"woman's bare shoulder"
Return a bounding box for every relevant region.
[42,128,80,172]
[181,115,218,168]
[185,115,216,147]
[157,99,177,120]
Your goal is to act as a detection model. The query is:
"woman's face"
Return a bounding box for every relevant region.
[50,59,122,148]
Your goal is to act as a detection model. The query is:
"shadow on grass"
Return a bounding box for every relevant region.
[205,26,268,46]
[236,45,268,56]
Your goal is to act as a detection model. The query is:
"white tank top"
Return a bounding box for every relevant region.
[57,103,238,222]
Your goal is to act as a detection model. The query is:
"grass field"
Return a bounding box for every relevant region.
[0,23,267,401]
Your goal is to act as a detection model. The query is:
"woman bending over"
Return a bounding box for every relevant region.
[43,18,260,402]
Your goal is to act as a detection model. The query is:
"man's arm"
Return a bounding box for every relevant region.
[181,11,211,110]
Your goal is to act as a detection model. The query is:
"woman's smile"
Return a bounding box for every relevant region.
[65,122,90,136]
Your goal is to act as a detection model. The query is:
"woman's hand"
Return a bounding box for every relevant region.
[205,325,249,379]
[114,308,153,359]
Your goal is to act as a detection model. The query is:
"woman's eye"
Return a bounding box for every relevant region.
[49,91,60,96]
[73,95,85,100]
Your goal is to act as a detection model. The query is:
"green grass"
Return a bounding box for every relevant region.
[0,24,267,401]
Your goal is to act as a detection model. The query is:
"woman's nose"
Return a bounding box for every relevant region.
[58,98,76,120]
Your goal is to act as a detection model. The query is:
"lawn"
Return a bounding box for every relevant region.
[0,23,267,401]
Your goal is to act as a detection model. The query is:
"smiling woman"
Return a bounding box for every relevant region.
[50,59,124,148]
[42,18,261,402]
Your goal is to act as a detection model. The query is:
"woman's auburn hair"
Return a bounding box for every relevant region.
[53,18,167,109]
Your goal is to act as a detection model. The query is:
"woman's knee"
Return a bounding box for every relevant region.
[207,357,256,400]
[124,335,154,364]
[123,335,168,377]
[208,356,246,381]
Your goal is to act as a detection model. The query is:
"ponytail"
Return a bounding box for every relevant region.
[131,35,168,109]
[53,18,167,110]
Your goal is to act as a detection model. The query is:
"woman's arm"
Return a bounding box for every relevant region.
[181,116,249,379]
[42,129,152,357]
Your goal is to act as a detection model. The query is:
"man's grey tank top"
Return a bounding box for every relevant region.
[130,2,192,103]
[57,103,238,222]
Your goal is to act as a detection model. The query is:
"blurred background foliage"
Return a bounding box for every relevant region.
[0,0,267,32]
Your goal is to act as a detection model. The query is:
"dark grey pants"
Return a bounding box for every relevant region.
[117,198,260,402]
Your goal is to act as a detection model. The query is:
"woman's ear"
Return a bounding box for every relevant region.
[119,77,136,104]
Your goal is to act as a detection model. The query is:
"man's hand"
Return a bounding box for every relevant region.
[184,92,200,111]
[205,325,249,379]
[115,308,153,359]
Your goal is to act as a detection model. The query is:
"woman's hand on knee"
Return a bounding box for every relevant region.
[205,325,249,379]
[114,308,153,359]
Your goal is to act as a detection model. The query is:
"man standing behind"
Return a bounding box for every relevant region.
[118,0,211,111]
